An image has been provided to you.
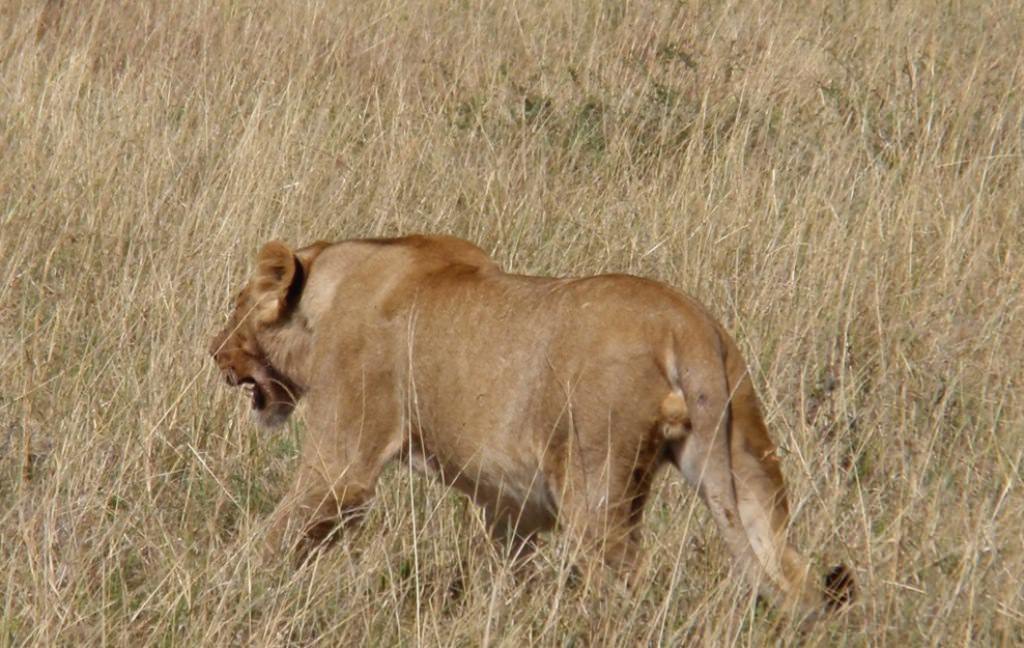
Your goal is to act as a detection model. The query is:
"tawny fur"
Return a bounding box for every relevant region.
[209,234,851,617]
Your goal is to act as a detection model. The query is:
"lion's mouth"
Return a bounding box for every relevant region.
[240,379,267,411]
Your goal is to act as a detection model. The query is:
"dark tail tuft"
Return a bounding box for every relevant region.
[823,564,855,611]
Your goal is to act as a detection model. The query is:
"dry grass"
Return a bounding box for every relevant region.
[2,0,1022,644]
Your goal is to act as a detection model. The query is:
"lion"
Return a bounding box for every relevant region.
[209,234,852,617]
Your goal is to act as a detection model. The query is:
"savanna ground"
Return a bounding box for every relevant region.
[1,1,1022,645]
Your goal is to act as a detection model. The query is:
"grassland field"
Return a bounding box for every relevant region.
[1,1,1022,645]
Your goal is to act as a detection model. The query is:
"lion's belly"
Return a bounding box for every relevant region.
[407,440,558,534]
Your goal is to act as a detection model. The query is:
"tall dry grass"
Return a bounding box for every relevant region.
[1,0,1021,644]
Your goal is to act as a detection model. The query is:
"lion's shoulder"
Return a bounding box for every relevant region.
[306,234,498,279]
[298,234,500,325]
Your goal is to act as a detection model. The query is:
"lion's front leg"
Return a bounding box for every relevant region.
[262,466,374,566]
[263,360,405,565]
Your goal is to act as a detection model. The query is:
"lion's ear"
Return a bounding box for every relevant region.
[251,240,302,324]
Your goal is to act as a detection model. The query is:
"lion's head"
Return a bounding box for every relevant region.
[209,241,316,428]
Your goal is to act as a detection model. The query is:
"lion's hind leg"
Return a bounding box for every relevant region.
[549,427,662,585]
[554,477,642,581]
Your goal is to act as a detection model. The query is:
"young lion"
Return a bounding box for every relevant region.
[209,234,852,617]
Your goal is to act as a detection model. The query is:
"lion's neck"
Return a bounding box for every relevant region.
[261,322,314,392]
